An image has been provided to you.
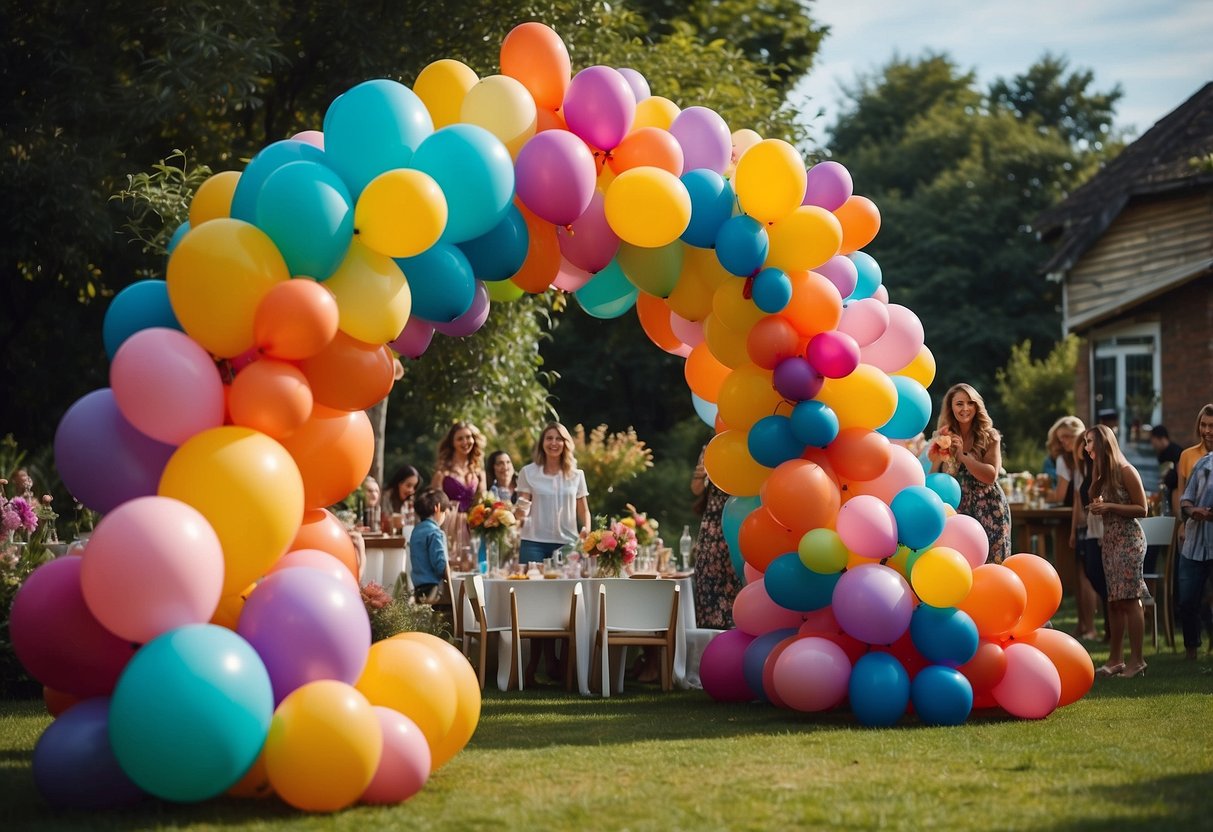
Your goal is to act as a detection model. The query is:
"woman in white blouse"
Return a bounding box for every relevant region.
[515,422,590,564]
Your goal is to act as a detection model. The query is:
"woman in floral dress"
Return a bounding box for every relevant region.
[927,383,1011,563]
[691,447,743,629]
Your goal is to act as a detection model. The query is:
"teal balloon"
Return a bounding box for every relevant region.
[909,605,979,667]
[230,139,327,223]
[103,280,183,359]
[458,204,528,282]
[849,652,910,727]
[751,267,792,313]
[323,79,434,198]
[680,169,734,248]
[847,251,883,301]
[890,485,947,550]
[879,376,932,440]
[925,472,962,509]
[166,221,190,254]
[396,243,476,322]
[574,259,638,319]
[715,215,768,277]
[911,665,973,726]
[766,552,840,612]
[254,160,354,280]
[108,625,272,802]
[722,495,760,580]
[410,124,514,244]
[691,392,718,428]
[790,400,839,447]
[748,415,804,468]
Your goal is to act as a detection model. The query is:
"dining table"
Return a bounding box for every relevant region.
[1009,504,1077,594]
[359,532,411,593]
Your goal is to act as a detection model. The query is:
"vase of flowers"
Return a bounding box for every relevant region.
[468,496,517,574]
[581,516,639,578]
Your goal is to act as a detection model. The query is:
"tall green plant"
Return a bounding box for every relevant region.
[995,335,1079,472]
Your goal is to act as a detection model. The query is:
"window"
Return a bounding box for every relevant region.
[1090,322,1160,446]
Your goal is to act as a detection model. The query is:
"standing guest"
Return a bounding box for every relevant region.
[1176,405,1213,528]
[382,464,421,532]
[515,422,590,565]
[408,488,451,605]
[927,383,1011,564]
[691,446,743,630]
[359,475,382,530]
[1045,416,1084,505]
[1086,425,1149,678]
[431,422,487,571]
[1178,415,1213,661]
[1070,423,1109,642]
[486,450,518,503]
[1150,425,1184,514]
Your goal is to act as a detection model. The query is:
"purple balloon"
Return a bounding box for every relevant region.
[562,66,636,152]
[557,191,619,273]
[773,356,824,401]
[433,282,490,337]
[616,67,651,103]
[700,628,757,702]
[669,106,732,175]
[816,255,859,298]
[237,568,371,704]
[806,330,861,379]
[54,388,176,515]
[515,130,598,226]
[803,161,854,211]
[33,698,144,809]
[832,564,914,646]
[389,316,435,358]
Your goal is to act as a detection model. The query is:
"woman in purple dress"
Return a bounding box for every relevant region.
[431,421,486,571]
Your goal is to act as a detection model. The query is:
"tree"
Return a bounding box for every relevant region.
[995,336,1079,472]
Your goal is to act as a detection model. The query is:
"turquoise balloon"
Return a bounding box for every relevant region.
[254,160,354,280]
[323,79,434,198]
[748,415,805,468]
[766,552,839,612]
[458,204,529,282]
[166,221,190,255]
[722,494,760,581]
[103,280,183,359]
[925,472,962,509]
[909,605,979,667]
[847,250,883,301]
[681,169,734,248]
[878,376,932,440]
[108,625,272,802]
[574,259,638,319]
[911,665,973,726]
[715,215,768,277]
[410,124,514,244]
[890,485,947,550]
[230,139,327,223]
[396,242,476,322]
[849,652,910,727]
[691,392,718,428]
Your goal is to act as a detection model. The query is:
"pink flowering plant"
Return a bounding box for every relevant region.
[620,502,659,546]
[581,515,639,576]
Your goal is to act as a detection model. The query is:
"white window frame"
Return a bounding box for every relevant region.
[1089,321,1161,440]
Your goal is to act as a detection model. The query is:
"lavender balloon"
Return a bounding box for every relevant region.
[557,191,619,273]
[802,161,853,211]
[515,130,597,226]
[832,563,915,646]
[617,67,651,102]
[816,255,859,298]
[389,317,435,358]
[562,66,636,151]
[669,106,732,174]
[433,282,490,337]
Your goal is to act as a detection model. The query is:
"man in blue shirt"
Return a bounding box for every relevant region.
[409,488,451,604]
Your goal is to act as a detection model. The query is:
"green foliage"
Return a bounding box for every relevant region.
[571,423,654,511]
[360,581,452,644]
[995,335,1080,472]
[112,151,213,258]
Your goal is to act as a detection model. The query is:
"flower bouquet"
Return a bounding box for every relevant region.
[468,496,518,567]
[621,503,660,547]
[930,427,959,475]
[581,516,639,577]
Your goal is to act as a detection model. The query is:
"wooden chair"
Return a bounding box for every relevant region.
[425,569,461,642]
[591,580,680,697]
[508,581,581,691]
[1139,516,1177,651]
[461,575,511,689]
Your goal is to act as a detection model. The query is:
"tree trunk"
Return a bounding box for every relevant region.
[368,399,388,485]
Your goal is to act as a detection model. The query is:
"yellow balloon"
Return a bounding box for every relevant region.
[704,429,771,497]
[355,169,447,259]
[911,546,974,607]
[356,639,457,756]
[189,171,241,227]
[717,363,782,432]
[733,139,808,224]
[894,344,938,388]
[324,241,412,344]
[166,218,290,358]
[392,632,481,770]
[712,278,765,333]
[765,206,843,272]
[485,278,525,303]
[604,168,691,248]
[460,74,537,158]
[702,313,751,370]
[815,364,899,431]
[159,426,304,596]
[265,681,382,813]
[666,246,729,321]
[632,95,681,132]
[209,584,255,630]
[413,59,479,129]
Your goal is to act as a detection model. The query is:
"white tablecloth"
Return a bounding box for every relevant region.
[361,534,409,593]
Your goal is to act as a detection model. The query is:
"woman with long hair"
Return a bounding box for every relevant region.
[485,450,518,503]
[1085,424,1149,678]
[515,422,590,565]
[431,422,487,571]
[926,383,1010,563]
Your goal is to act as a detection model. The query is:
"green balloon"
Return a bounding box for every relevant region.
[616,240,683,297]
[575,259,638,319]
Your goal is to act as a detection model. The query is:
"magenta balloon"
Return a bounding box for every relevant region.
[668,313,704,348]
[992,643,1062,719]
[562,66,636,152]
[836,495,899,560]
[832,563,914,645]
[669,106,732,174]
[773,356,824,401]
[54,389,176,515]
[389,317,435,358]
[861,304,925,372]
[272,549,362,593]
[557,191,619,273]
[837,298,890,347]
[616,67,651,103]
[733,580,804,636]
[806,330,860,379]
[10,557,137,697]
[815,256,859,298]
[802,161,853,211]
[699,628,757,701]
[515,130,598,226]
[771,636,851,712]
[552,257,593,292]
[432,282,490,337]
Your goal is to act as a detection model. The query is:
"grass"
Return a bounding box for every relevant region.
[3,638,1211,831]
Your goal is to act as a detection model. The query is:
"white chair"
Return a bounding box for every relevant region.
[591,580,680,696]
[508,581,581,691]
[1139,516,1177,651]
[460,575,512,689]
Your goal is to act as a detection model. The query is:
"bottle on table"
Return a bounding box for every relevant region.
[679,525,693,571]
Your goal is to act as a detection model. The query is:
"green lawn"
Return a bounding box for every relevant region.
[2,642,1211,832]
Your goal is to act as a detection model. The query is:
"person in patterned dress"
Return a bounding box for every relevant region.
[691,447,743,629]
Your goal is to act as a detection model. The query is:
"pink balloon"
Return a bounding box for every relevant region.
[669,106,732,174]
[291,130,325,150]
[668,313,704,348]
[272,549,361,593]
[556,191,619,273]
[837,298,890,347]
[873,284,890,303]
[110,328,224,446]
[551,258,592,292]
[562,66,636,152]
[806,330,860,379]
[433,282,490,338]
[700,629,757,702]
[732,580,804,636]
[802,161,853,211]
[815,257,858,298]
[515,130,598,225]
[861,304,924,372]
[836,495,898,560]
[742,563,763,584]
[832,563,914,645]
[616,67,650,103]
[934,514,990,569]
[389,317,435,358]
[992,643,1062,719]
[846,445,927,504]
[362,706,432,804]
[772,636,851,711]
[80,496,224,644]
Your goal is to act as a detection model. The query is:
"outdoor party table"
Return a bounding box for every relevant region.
[1010,504,1076,594]
[359,532,410,592]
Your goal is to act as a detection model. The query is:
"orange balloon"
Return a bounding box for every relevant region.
[292,509,360,581]
[835,195,881,254]
[500,22,571,111]
[1005,554,1063,638]
[760,459,840,534]
[253,279,340,360]
[511,202,560,293]
[43,686,81,718]
[703,429,770,496]
[608,127,684,176]
[635,292,685,355]
[278,405,375,509]
[298,330,394,412]
[229,359,313,439]
[738,506,802,572]
[783,270,843,337]
[684,341,731,403]
[535,108,567,133]
[746,315,802,370]
[957,564,1027,640]
[826,427,892,482]
[701,313,750,369]
[958,639,1008,695]
[1018,628,1094,707]
[717,364,781,432]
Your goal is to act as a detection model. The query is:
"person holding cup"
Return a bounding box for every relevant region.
[515,422,590,565]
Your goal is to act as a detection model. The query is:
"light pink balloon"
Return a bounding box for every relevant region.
[873,284,890,303]
[861,304,924,372]
[836,495,898,560]
[362,706,432,804]
[992,643,1062,719]
[772,636,851,711]
[837,298,891,347]
[291,130,325,150]
[742,563,763,585]
[552,257,593,292]
[616,67,650,103]
[846,445,927,504]
[110,327,224,446]
[934,514,991,569]
[557,191,619,273]
[668,313,704,348]
[732,580,803,636]
[272,549,361,592]
[802,161,853,211]
[433,282,490,338]
[562,66,636,152]
[515,130,598,225]
[80,496,224,644]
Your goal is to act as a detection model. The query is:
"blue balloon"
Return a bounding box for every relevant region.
[691,392,719,428]
[254,160,354,280]
[166,221,190,254]
[748,415,805,468]
[458,204,529,282]
[33,698,144,809]
[575,259,638,319]
[323,79,434,198]
[411,124,514,244]
[910,604,979,667]
[849,652,910,727]
[722,496,760,580]
[910,665,973,726]
[878,376,933,440]
[109,625,273,802]
[102,280,183,359]
[790,400,840,448]
[751,267,792,313]
[925,472,962,509]
[742,628,797,702]
[890,485,947,550]
[847,250,883,301]
[230,139,328,222]
[714,215,768,276]
[397,243,476,323]
[680,169,734,248]
[765,552,840,612]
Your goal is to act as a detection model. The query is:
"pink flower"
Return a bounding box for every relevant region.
[602,532,618,551]
[8,497,37,534]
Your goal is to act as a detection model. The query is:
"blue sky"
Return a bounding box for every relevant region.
[793,0,1213,141]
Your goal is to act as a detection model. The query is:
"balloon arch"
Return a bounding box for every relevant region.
[13,21,1092,815]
